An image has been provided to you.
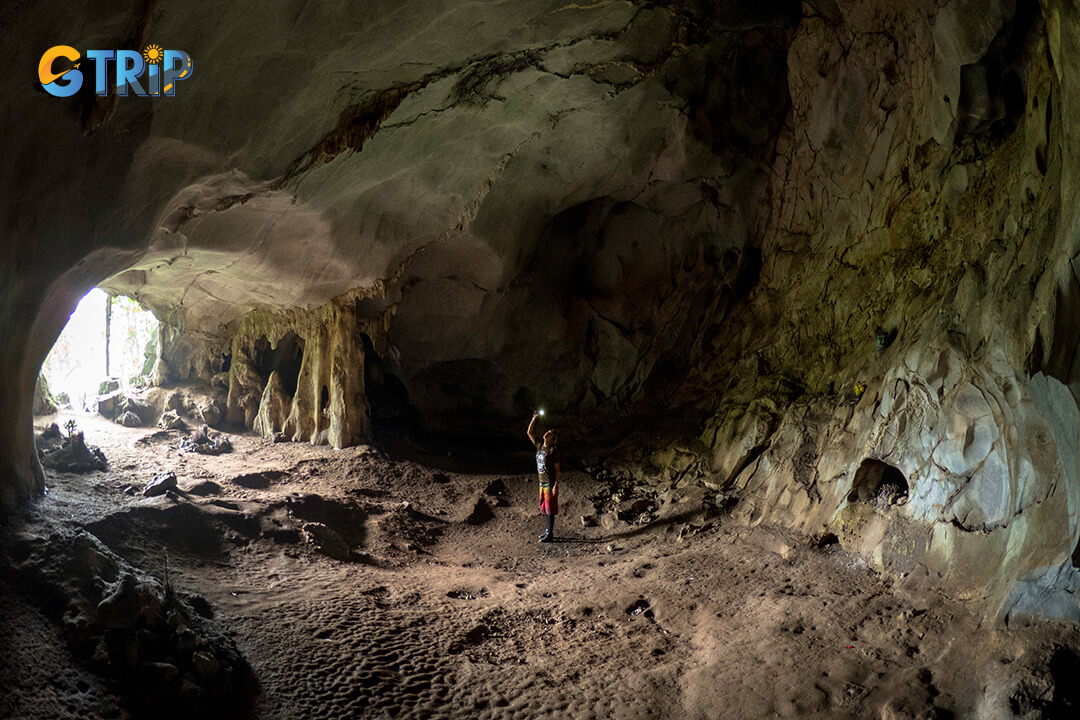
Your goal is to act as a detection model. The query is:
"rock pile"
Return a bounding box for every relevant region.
[38,429,108,473]
[178,425,233,455]
[4,530,255,719]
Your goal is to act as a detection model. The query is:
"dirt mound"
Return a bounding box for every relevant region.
[85,501,256,563]
[230,470,287,489]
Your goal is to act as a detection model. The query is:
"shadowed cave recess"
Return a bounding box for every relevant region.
[6,0,1080,718]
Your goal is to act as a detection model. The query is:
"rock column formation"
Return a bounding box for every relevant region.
[225,301,372,447]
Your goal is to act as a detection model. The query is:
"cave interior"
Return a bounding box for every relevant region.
[5,0,1080,718]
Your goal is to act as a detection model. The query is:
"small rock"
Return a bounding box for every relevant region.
[91,638,111,670]
[302,522,352,561]
[97,574,162,629]
[617,498,655,523]
[159,410,186,430]
[62,606,93,648]
[96,575,141,629]
[116,410,143,427]
[144,471,178,497]
[96,388,122,418]
[177,627,198,653]
[192,650,220,680]
[138,661,180,688]
[678,523,703,542]
[39,423,62,440]
[177,679,203,705]
[165,391,185,412]
[581,514,598,528]
[72,533,119,583]
[179,427,232,455]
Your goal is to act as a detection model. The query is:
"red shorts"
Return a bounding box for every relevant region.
[539,486,558,515]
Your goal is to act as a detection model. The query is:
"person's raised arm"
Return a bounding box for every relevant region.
[527,411,539,445]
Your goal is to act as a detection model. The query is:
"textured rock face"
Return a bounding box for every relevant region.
[3,0,1080,617]
[646,0,1080,619]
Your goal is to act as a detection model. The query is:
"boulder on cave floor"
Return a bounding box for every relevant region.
[144,472,179,498]
[35,422,63,455]
[116,411,142,427]
[301,522,354,561]
[159,409,186,430]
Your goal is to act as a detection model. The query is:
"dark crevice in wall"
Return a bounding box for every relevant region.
[1027,326,1044,377]
[848,458,908,506]
[1035,257,1080,396]
[954,0,1043,149]
[253,332,304,396]
[733,247,762,299]
[361,334,413,421]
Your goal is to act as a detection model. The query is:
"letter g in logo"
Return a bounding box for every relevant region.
[39,45,83,97]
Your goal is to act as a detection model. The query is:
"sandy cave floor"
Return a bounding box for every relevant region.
[3,411,1080,719]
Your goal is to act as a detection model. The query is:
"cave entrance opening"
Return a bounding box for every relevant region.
[41,288,158,412]
[847,459,909,508]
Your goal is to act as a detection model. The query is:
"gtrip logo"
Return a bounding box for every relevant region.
[38,44,193,98]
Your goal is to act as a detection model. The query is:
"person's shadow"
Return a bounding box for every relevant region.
[543,508,713,544]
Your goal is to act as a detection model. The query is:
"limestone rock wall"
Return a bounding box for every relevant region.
[616,0,1080,619]
[690,344,1080,621]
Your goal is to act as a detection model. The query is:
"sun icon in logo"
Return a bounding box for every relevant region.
[142,44,164,64]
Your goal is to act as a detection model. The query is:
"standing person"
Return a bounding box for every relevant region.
[527,411,560,543]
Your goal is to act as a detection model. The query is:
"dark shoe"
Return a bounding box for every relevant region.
[539,533,553,543]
